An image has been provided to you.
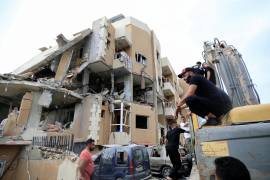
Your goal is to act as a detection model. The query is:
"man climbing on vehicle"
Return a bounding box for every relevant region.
[165,119,187,180]
[176,67,232,126]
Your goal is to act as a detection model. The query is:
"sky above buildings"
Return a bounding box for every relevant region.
[0,0,269,103]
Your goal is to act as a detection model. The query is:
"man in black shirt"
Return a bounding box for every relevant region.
[165,119,186,180]
[192,61,205,76]
[202,62,216,85]
[176,67,232,126]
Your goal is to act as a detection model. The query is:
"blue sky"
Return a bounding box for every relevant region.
[0,0,269,103]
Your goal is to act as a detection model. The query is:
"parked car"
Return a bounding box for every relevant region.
[92,144,152,180]
[147,145,192,177]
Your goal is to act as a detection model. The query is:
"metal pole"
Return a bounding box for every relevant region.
[120,101,124,132]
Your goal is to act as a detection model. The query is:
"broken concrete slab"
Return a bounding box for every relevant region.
[12,29,92,75]
[38,90,52,108]
[55,49,74,82]
[0,79,82,106]
[16,92,33,133]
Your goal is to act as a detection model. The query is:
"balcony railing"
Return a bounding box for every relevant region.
[162,78,176,96]
[161,57,174,76]
[113,52,132,75]
[164,102,176,118]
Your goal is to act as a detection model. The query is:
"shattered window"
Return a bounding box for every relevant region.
[101,148,114,165]
[156,51,160,61]
[135,53,147,65]
[116,151,128,165]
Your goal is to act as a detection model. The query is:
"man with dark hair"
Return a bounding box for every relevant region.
[192,61,205,75]
[78,138,95,180]
[214,156,251,180]
[176,67,232,126]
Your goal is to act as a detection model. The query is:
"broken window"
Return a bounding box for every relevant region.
[156,51,160,61]
[88,72,111,93]
[101,148,114,165]
[136,115,148,129]
[101,110,105,118]
[34,66,56,79]
[79,47,84,59]
[116,151,128,165]
[135,53,147,65]
[0,102,10,124]
[115,82,124,94]
[152,148,161,157]
[40,104,75,132]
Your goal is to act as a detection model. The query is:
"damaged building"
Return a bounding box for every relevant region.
[0,15,183,179]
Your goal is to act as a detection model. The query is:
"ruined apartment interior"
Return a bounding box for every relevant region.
[0,14,184,179]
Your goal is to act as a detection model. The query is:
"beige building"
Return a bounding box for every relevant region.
[0,15,183,179]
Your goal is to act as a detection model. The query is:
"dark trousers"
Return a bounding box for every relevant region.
[166,148,182,179]
[186,95,231,118]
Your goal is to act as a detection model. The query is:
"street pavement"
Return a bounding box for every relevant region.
[151,164,199,180]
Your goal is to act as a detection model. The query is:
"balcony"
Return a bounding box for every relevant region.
[115,27,132,50]
[113,52,132,76]
[157,101,164,116]
[161,57,174,76]
[163,79,176,96]
[164,102,176,118]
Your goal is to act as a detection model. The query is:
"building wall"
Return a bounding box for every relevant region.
[98,103,112,145]
[71,94,102,143]
[9,159,62,180]
[130,103,157,145]
[126,24,155,80]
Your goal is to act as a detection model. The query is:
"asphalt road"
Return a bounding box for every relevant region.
[151,164,199,180]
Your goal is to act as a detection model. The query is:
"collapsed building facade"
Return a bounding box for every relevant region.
[0,15,183,179]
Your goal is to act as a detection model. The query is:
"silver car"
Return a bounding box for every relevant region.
[147,145,192,178]
[147,145,172,177]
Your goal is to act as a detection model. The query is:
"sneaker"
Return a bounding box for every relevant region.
[198,118,207,128]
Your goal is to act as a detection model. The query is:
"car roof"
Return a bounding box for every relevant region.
[102,144,145,151]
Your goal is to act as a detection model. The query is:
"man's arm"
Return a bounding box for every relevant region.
[175,84,197,117]
[78,159,87,180]
[206,70,211,80]
[164,138,168,145]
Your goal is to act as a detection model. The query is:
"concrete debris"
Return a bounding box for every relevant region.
[38,146,78,160]
[56,34,69,47]
[39,47,48,52]
[38,90,52,108]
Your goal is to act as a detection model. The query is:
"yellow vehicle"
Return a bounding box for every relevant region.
[190,39,270,180]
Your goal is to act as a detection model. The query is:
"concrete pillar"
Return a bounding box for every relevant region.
[22,92,42,140]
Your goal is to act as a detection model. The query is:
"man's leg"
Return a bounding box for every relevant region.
[167,149,182,179]
[186,96,222,126]
[185,96,212,117]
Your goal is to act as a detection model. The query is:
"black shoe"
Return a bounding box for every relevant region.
[206,118,221,125]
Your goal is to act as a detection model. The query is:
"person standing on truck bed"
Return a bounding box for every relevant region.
[165,119,187,180]
[176,67,232,126]
[202,62,216,85]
